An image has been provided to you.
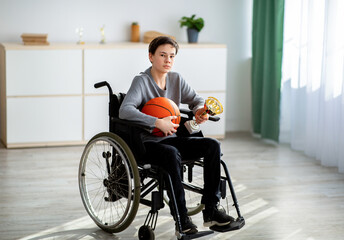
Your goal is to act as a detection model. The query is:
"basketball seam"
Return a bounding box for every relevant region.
[144,103,173,116]
[141,98,180,136]
[168,100,180,124]
[168,100,177,116]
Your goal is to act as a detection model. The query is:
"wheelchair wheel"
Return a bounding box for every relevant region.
[79,132,140,233]
[182,161,204,215]
[162,160,204,216]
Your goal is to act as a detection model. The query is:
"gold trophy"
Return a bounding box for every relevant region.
[185,97,224,134]
[75,27,85,45]
[100,25,106,44]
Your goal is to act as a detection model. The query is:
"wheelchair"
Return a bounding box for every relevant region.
[78,81,245,240]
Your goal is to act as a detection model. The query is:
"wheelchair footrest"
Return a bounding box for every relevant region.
[209,217,245,232]
[179,230,214,240]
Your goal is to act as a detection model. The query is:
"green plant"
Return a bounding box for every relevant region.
[179,14,204,32]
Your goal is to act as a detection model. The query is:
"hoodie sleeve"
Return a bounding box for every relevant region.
[119,76,157,129]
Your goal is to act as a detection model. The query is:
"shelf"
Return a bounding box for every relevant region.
[0,42,226,50]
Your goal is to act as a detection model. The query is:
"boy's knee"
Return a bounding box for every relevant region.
[204,138,221,153]
[165,147,182,166]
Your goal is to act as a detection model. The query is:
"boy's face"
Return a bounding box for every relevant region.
[149,44,176,74]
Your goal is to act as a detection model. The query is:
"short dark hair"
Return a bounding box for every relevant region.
[148,36,179,55]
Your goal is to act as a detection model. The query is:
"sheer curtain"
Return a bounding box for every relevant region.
[280,0,344,173]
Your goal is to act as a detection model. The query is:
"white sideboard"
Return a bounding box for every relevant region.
[0,42,227,148]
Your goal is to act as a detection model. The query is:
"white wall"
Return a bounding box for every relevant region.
[0,0,252,132]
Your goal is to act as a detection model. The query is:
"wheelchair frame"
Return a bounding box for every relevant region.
[78,81,245,240]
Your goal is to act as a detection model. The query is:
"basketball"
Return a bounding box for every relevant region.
[141,97,181,137]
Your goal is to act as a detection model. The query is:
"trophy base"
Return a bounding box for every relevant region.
[184,120,201,134]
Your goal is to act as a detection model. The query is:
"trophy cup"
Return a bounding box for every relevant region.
[75,27,85,45]
[100,25,106,44]
[185,97,224,134]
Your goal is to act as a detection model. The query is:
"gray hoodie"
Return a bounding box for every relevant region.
[119,67,204,142]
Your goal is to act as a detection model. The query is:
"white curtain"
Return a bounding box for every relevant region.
[280,0,344,173]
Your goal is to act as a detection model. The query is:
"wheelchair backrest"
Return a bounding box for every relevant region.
[108,92,147,162]
[109,92,126,118]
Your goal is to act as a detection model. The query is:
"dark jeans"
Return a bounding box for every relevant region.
[143,136,221,218]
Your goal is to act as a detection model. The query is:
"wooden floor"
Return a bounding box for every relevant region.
[1,132,344,240]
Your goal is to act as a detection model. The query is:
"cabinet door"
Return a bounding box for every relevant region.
[173,48,227,91]
[84,95,109,140]
[84,49,150,94]
[7,97,82,144]
[180,92,226,138]
[6,50,82,96]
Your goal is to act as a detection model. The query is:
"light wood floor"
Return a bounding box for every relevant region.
[1,132,344,240]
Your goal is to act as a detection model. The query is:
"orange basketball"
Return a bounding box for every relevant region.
[141,97,181,137]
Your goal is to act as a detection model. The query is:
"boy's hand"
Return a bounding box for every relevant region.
[155,116,179,136]
[195,107,209,124]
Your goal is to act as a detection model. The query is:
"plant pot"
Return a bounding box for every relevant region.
[187,28,199,43]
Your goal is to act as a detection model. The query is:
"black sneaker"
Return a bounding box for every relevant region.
[203,207,235,227]
[176,216,198,234]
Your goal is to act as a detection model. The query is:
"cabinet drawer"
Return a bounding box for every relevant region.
[84,49,151,94]
[6,50,82,96]
[173,48,227,91]
[84,95,109,140]
[7,97,82,144]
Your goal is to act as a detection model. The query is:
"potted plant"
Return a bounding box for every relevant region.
[179,14,204,43]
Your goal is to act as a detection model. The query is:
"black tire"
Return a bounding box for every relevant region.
[182,161,204,215]
[163,160,204,216]
[138,225,155,240]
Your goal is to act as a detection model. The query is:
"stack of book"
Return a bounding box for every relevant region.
[21,33,49,45]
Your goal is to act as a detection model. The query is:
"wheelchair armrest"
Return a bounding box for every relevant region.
[180,108,194,120]
[111,117,151,131]
[180,108,220,122]
[209,116,220,122]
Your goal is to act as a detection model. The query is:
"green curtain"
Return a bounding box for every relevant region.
[251,0,284,141]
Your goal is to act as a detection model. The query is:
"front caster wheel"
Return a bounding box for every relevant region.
[138,225,155,240]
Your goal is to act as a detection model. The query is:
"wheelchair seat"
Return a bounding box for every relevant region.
[78,81,245,240]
